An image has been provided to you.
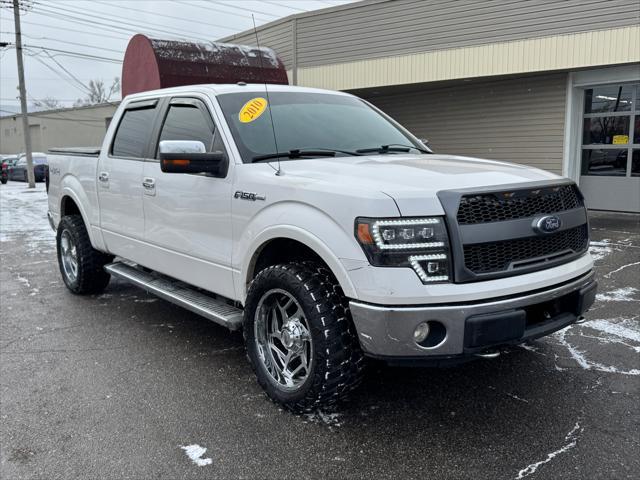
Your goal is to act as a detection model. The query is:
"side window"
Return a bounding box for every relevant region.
[17,158,26,166]
[111,106,157,158]
[158,101,223,155]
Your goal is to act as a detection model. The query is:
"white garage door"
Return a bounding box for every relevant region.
[579,83,640,213]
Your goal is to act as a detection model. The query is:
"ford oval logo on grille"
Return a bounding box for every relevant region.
[533,215,562,234]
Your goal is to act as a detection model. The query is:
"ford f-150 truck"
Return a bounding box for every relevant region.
[47,83,597,412]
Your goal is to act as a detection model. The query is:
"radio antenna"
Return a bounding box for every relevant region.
[251,14,281,176]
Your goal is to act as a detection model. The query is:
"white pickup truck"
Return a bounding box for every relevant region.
[47,83,597,411]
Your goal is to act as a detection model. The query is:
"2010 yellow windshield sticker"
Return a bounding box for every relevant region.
[239,97,268,123]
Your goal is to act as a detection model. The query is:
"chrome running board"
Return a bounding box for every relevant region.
[105,262,243,330]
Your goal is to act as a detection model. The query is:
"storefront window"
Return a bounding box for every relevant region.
[583,117,629,144]
[581,83,639,177]
[581,149,627,176]
[584,85,634,113]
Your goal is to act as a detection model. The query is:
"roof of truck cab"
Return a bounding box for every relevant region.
[122,83,352,103]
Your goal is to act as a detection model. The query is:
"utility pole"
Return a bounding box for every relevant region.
[13,0,34,188]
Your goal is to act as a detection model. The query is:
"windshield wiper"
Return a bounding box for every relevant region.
[356,144,430,154]
[252,148,355,163]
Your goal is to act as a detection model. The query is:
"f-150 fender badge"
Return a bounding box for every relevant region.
[234,191,266,201]
[532,214,561,234]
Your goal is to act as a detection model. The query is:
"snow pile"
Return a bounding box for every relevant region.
[180,444,212,467]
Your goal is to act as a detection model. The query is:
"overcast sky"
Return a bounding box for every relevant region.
[0,0,354,115]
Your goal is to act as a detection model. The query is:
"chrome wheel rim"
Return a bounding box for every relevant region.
[254,289,313,390]
[60,230,78,283]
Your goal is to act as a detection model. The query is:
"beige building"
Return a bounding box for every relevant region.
[0,103,118,155]
[223,0,640,212]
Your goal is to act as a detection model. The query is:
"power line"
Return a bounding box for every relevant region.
[0,31,124,54]
[91,0,244,33]
[263,1,308,12]
[175,0,278,20]
[17,4,190,43]
[31,1,217,43]
[40,49,94,93]
[24,45,122,63]
[20,19,130,41]
[24,50,92,95]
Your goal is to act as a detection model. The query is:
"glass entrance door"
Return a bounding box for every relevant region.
[579,83,640,212]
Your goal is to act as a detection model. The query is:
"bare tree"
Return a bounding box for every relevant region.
[31,96,61,110]
[74,77,120,106]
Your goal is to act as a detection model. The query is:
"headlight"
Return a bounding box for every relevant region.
[355,217,451,283]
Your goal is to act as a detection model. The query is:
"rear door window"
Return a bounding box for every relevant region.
[111,106,157,158]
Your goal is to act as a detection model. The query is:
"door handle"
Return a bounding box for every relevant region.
[98,172,109,182]
[142,177,156,196]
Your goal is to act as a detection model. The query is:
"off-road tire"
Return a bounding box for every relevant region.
[56,215,113,294]
[244,262,365,412]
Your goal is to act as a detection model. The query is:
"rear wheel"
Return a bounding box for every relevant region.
[244,262,365,412]
[56,215,113,294]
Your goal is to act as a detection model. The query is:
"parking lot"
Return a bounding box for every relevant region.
[1,180,638,480]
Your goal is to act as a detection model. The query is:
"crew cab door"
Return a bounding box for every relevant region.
[139,96,235,299]
[97,99,158,258]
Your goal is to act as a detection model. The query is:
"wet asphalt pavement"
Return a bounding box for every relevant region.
[1,182,639,480]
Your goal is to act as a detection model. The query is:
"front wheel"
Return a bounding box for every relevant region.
[243,262,365,412]
[56,215,113,294]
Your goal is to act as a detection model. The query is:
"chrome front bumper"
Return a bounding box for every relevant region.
[349,271,596,360]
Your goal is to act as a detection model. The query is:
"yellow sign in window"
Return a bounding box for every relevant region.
[239,97,268,123]
[612,135,629,145]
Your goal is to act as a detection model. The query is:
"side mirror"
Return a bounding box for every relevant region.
[419,138,431,148]
[159,140,228,177]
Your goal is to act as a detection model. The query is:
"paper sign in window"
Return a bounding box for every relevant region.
[612,135,629,145]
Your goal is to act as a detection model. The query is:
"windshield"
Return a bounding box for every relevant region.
[217,91,423,163]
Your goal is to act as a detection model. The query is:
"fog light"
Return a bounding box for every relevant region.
[413,322,430,343]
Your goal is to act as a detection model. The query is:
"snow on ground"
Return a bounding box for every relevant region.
[0,182,54,254]
[596,287,639,302]
[515,422,583,479]
[180,444,212,467]
[552,316,640,376]
[588,240,613,262]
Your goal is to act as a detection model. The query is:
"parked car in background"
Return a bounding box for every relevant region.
[9,153,48,182]
[1,155,19,184]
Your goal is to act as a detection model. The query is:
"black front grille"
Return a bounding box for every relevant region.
[457,184,581,225]
[463,225,589,275]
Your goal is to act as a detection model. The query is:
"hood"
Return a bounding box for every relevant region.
[278,154,562,216]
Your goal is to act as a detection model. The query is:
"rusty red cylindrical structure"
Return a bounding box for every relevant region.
[121,34,288,97]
